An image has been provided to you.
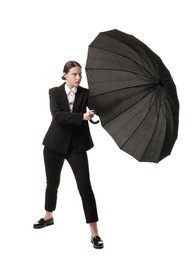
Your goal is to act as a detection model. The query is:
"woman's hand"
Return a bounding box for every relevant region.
[83,110,95,121]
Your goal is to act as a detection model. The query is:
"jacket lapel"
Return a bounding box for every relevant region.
[73,86,84,112]
[57,84,84,112]
[58,84,70,111]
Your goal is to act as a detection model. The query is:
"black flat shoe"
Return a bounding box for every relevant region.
[33,217,54,229]
[91,236,104,249]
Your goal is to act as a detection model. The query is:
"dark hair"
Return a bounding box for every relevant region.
[61,60,82,80]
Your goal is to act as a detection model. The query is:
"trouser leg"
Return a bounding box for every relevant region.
[67,151,99,223]
[43,147,64,212]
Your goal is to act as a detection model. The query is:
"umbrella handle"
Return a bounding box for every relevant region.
[90,119,100,124]
[89,109,99,124]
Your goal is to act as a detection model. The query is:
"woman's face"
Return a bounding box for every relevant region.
[64,66,82,88]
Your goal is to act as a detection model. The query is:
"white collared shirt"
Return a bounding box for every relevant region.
[65,84,78,112]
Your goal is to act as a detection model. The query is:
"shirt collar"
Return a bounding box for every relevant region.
[65,83,78,95]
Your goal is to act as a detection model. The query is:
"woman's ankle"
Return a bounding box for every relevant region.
[44,211,53,221]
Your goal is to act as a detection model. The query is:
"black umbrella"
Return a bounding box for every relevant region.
[85,29,179,163]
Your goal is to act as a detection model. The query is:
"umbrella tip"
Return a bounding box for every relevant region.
[159,78,173,87]
[159,79,165,87]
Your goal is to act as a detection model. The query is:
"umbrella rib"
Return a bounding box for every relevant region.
[119,87,162,157]
[88,46,158,79]
[163,87,178,114]
[102,86,157,127]
[87,68,155,82]
[89,82,156,99]
[139,88,164,161]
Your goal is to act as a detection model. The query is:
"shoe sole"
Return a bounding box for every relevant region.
[33,222,54,229]
[93,245,104,249]
[91,240,104,249]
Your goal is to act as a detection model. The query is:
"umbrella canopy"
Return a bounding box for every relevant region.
[85,29,179,163]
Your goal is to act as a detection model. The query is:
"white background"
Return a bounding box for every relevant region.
[0,0,195,259]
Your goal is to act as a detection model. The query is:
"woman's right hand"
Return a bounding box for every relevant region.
[83,111,95,121]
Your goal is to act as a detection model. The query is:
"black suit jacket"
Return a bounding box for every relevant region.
[43,83,94,154]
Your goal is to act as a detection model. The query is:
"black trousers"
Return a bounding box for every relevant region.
[43,146,98,223]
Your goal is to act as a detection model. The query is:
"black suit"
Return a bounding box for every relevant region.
[42,83,98,223]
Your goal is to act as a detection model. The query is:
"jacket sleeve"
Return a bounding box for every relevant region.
[49,88,83,126]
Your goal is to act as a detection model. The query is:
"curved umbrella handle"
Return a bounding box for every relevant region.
[89,109,100,124]
[90,119,100,124]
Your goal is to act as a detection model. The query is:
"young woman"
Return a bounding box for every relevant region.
[33,60,104,249]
